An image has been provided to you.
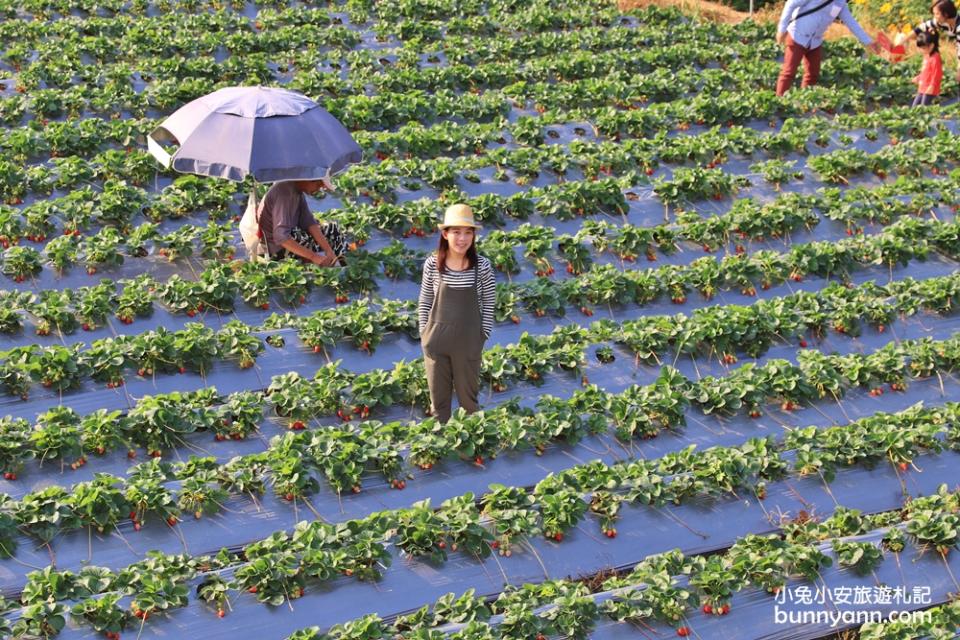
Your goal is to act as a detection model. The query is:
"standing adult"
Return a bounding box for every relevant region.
[418,204,496,424]
[912,0,959,86]
[775,0,881,96]
[257,178,347,265]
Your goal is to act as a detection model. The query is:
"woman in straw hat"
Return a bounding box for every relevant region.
[418,203,496,423]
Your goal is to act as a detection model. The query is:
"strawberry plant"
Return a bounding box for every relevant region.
[271,258,311,305]
[235,261,272,308]
[43,234,80,272]
[12,602,68,639]
[129,572,190,619]
[437,493,494,558]
[115,274,155,323]
[157,275,206,315]
[198,574,230,617]
[396,499,448,562]
[16,486,80,542]
[0,416,31,477]
[214,391,263,440]
[71,474,131,533]
[482,484,539,554]
[172,322,220,374]
[831,540,884,575]
[77,281,116,329]
[35,344,90,392]
[177,469,228,519]
[82,226,125,274]
[127,392,200,453]
[32,290,80,336]
[534,476,587,540]
[125,459,179,527]
[71,593,130,637]
[32,406,84,467]
[233,543,303,606]
[81,409,127,456]
[2,245,43,282]
[308,430,369,493]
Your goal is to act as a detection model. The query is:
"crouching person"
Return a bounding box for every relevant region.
[259,178,346,266]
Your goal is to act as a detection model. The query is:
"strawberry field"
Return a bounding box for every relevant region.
[2,0,960,638]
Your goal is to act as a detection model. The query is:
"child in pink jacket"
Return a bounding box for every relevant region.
[913,30,943,106]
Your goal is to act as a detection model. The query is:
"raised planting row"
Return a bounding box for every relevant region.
[3,479,958,639]
[8,253,960,400]
[3,170,960,340]
[5,329,960,553]
[279,487,960,639]
[6,264,960,464]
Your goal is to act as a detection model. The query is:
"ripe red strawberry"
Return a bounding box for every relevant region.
[799,339,808,348]
[217,609,225,618]
[898,462,908,472]
[284,493,294,501]
[437,541,446,549]
[553,532,563,542]
[702,604,712,614]
[179,366,187,374]
[167,516,178,526]
[721,604,730,615]
[677,626,691,636]
[260,303,269,310]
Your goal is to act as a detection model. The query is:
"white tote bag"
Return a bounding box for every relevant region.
[238,190,268,261]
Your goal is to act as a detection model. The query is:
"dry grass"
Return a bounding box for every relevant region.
[617,0,749,24]
[616,0,960,65]
[617,0,877,41]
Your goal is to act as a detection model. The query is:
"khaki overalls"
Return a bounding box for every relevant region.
[421,262,484,423]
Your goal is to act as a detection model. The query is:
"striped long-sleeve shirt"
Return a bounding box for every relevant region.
[914,18,959,63]
[418,255,496,340]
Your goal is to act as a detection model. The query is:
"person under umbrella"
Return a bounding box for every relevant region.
[146,86,362,262]
[256,178,347,266]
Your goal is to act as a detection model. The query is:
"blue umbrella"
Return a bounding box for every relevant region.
[147,86,361,183]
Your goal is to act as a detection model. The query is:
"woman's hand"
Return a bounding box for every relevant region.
[776,31,786,46]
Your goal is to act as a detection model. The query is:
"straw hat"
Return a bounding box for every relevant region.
[438,203,482,230]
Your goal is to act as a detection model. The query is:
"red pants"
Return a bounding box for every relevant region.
[776,34,823,96]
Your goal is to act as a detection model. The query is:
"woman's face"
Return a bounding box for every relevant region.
[443,226,475,254]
